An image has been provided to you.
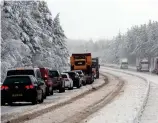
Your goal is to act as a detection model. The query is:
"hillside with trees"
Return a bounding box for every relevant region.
[1,1,69,80]
[67,20,158,64]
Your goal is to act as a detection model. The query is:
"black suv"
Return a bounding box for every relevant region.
[64,71,82,88]
[1,75,44,105]
[6,68,47,99]
[49,69,65,93]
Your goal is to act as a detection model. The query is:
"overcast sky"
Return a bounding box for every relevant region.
[47,0,158,40]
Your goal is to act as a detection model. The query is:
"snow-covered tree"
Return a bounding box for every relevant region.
[1,1,69,81]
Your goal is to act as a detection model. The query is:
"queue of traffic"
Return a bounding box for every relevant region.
[1,53,100,106]
[119,57,158,74]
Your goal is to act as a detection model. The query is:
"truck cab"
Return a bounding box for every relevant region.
[120,58,128,69]
[137,58,149,72]
[150,57,158,74]
[92,57,100,79]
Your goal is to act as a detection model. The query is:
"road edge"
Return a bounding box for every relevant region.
[101,66,150,123]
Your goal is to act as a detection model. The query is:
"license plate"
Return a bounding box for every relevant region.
[12,94,23,97]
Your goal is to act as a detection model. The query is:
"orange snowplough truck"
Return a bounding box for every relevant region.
[70,53,94,84]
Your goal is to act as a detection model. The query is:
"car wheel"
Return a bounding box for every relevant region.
[8,100,13,106]
[46,87,50,96]
[43,89,47,99]
[39,92,44,104]
[1,100,5,106]
[82,80,86,86]
[32,99,37,105]
[77,82,81,88]
[59,87,65,93]
[50,87,54,95]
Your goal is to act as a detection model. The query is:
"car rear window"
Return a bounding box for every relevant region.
[40,68,48,78]
[76,71,82,74]
[7,70,35,76]
[62,74,67,78]
[3,76,31,85]
[49,71,59,77]
[67,72,75,77]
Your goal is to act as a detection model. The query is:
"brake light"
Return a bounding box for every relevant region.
[1,85,9,90]
[25,85,34,89]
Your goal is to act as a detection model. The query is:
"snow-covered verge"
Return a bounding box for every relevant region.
[1,1,69,81]
[102,67,150,123]
[101,66,158,123]
[81,67,149,123]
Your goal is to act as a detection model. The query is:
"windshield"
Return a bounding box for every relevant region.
[61,74,67,78]
[7,70,35,76]
[49,71,59,77]
[3,76,31,85]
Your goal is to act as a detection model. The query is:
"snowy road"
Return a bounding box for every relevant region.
[98,66,158,123]
[81,67,148,123]
[23,73,123,123]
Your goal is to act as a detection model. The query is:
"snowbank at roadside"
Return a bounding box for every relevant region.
[81,68,148,123]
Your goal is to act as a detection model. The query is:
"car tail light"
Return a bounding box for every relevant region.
[25,85,34,89]
[1,85,9,90]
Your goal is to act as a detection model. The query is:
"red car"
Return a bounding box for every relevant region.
[39,68,54,95]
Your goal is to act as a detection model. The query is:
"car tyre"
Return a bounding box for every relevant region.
[1,100,5,106]
[32,97,38,105]
[8,100,13,106]
[77,82,81,88]
[39,93,44,104]
[43,89,47,99]
[50,87,54,95]
[59,87,65,93]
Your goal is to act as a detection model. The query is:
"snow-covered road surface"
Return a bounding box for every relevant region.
[81,67,148,123]
[101,66,158,123]
[23,73,123,123]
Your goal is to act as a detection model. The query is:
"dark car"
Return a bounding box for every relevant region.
[64,71,82,88]
[39,67,54,95]
[1,75,43,105]
[6,68,47,99]
[49,69,65,93]
[72,70,86,85]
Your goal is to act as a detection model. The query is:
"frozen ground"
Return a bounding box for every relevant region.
[102,66,158,123]
[23,73,122,123]
[81,67,148,123]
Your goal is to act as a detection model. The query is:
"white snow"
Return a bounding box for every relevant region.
[81,67,148,123]
[101,66,158,123]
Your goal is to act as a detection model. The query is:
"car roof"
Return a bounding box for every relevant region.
[50,69,59,71]
[64,71,75,73]
[61,73,68,75]
[6,75,34,78]
[8,67,39,71]
[73,70,82,71]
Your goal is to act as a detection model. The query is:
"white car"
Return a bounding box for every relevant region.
[61,73,73,90]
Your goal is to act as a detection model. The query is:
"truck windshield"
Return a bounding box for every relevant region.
[141,62,149,64]
[74,56,85,59]
[75,61,85,66]
[122,62,128,64]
